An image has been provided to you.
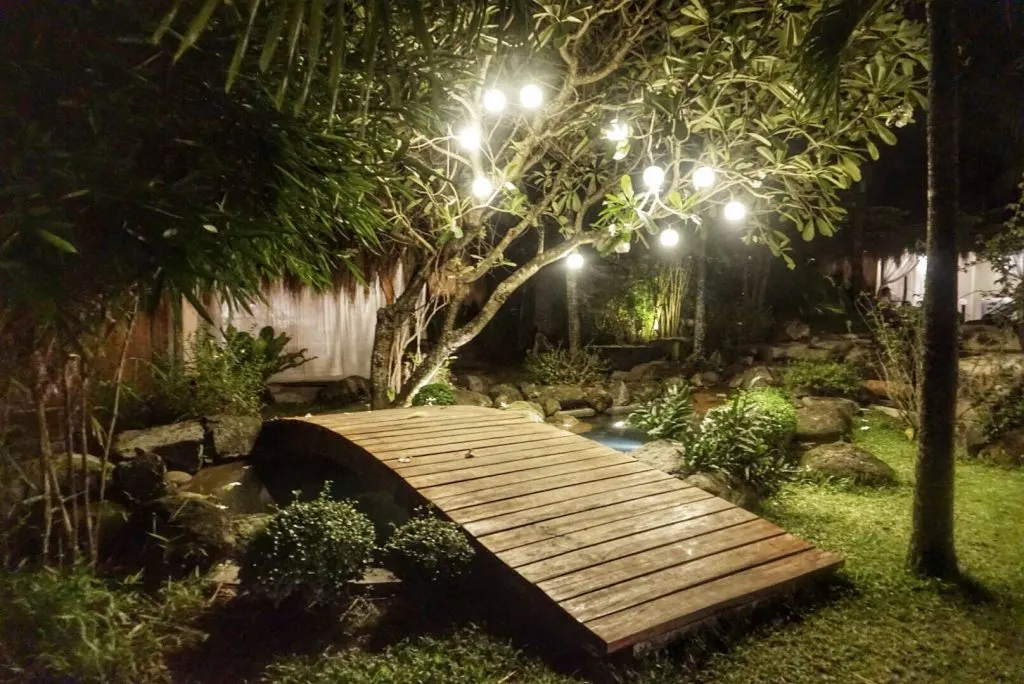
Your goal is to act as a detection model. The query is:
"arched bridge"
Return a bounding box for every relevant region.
[260,406,842,655]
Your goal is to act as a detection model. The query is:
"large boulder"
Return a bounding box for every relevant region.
[729,366,780,390]
[961,324,1022,354]
[503,400,545,422]
[625,360,678,382]
[785,345,833,362]
[131,492,236,576]
[684,471,760,511]
[488,384,523,407]
[630,440,684,474]
[956,405,988,456]
[584,387,614,413]
[977,429,1024,467]
[539,396,561,416]
[112,450,168,507]
[458,374,491,394]
[811,338,855,357]
[316,375,371,404]
[795,404,851,443]
[800,442,897,486]
[626,381,663,404]
[801,397,859,422]
[959,354,1024,395]
[536,385,588,409]
[608,380,631,407]
[204,415,263,462]
[518,382,541,400]
[452,389,493,407]
[860,379,894,401]
[114,421,206,473]
[546,413,581,431]
[783,320,811,341]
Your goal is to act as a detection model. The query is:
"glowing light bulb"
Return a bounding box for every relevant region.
[605,120,629,142]
[643,165,665,191]
[614,241,631,254]
[693,165,716,189]
[471,177,493,199]
[566,252,585,269]
[482,88,506,113]
[456,124,482,150]
[613,421,626,429]
[723,200,748,222]
[519,83,543,109]
[659,227,680,248]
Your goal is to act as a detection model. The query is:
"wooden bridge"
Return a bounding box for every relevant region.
[262,405,842,655]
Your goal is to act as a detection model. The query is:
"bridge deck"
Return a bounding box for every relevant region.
[275,406,842,655]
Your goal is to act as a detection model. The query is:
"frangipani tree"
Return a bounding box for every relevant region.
[166,0,926,406]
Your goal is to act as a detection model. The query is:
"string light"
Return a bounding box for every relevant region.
[693,166,716,189]
[643,165,665,191]
[659,227,680,248]
[471,177,494,199]
[482,88,506,113]
[519,84,543,109]
[566,252,585,269]
[605,120,629,142]
[456,124,482,150]
[723,200,748,222]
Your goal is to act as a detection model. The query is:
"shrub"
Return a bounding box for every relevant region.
[383,514,475,585]
[860,298,922,432]
[628,385,695,441]
[223,325,312,382]
[982,382,1024,442]
[523,347,608,385]
[684,389,797,496]
[0,569,206,683]
[412,383,456,406]
[240,490,375,607]
[783,360,860,398]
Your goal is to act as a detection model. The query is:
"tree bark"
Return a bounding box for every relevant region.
[369,267,428,409]
[691,230,709,358]
[566,266,581,353]
[909,0,959,579]
[849,175,868,298]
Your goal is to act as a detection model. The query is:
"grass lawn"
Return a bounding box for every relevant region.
[253,412,1024,684]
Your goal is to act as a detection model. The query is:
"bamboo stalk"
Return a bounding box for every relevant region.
[62,358,79,560]
[31,348,54,566]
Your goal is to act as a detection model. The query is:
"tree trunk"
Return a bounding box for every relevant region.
[566,267,581,353]
[909,0,959,579]
[849,175,868,298]
[691,230,709,358]
[369,267,428,409]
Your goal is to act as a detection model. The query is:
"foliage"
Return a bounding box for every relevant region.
[859,298,923,432]
[684,389,797,495]
[595,277,660,344]
[223,325,312,382]
[382,514,475,585]
[240,490,375,607]
[629,385,696,441]
[148,331,267,421]
[523,348,609,386]
[784,361,861,398]
[980,382,1024,442]
[0,569,206,684]
[411,383,457,407]
[978,175,1024,321]
[706,298,777,351]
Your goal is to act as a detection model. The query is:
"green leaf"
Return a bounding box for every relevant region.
[619,175,634,199]
[259,0,292,73]
[37,230,78,254]
[877,125,897,146]
[866,139,880,161]
[227,0,262,92]
[174,0,221,62]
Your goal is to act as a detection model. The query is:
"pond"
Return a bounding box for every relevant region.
[578,415,648,452]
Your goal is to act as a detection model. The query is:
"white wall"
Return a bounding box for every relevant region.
[879,252,1018,321]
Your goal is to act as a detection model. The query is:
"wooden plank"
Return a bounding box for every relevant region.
[516,505,759,584]
[393,437,594,474]
[354,423,557,451]
[544,519,788,609]
[465,478,692,538]
[309,406,492,430]
[449,470,670,524]
[373,431,569,461]
[500,496,733,569]
[585,548,842,652]
[421,452,636,501]
[332,415,528,440]
[404,447,614,489]
[478,488,712,553]
[427,458,643,509]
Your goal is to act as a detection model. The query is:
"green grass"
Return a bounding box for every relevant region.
[259,411,1024,683]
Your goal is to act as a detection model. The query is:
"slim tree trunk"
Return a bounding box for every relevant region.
[369,268,428,409]
[566,267,581,353]
[691,230,709,359]
[30,348,54,565]
[909,0,959,579]
[849,176,868,298]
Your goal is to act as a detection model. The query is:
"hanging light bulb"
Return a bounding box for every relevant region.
[643,165,665,191]
[659,227,680,248]
[482,88,507,113]
[604,119,629,142]
[471,177,494,199]
[519,83,543,109]
[456,124,482,150]
[723,199,748,222]
[693,165,716,189]
[566,252,585,269]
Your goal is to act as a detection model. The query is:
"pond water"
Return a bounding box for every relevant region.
[579,415,647,452]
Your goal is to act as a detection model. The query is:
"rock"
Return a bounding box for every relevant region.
[801,397,859,422]
[700,371,721,386]
[2,454,111,516]
[112,451,168,506]
[539,396,561,416]
[316,375,371,404]
[452,389,493,407]
[800,442,897,486]
[546,413,580,431]
[165,471,193,488]
[959,353,1024,393]
[843,345,873,370]
[584,387,614,413]
[608,380,631,407]
[860,379,893,401]
[133,493,235,575]
[537,385,588,409]
[811,338,855,357]
[268,385,319,404]
[795,404,851,443]
[184,462,274,515]
[626,360,677,382]
[488,383,523,407]
[956,405,987,456]
[783,320,811,341]
[459,374,491,394]
[504,400,545,422]
[204,415,262,462]
[630,440,684,474]
[729,366,780,390]
[114,421,206,474]
[558,407,597,418]
[230,513,273,556]
[689,373,705,388]
[626,381,664,404]
[978,429,1024,466]
[518,382,541,400]
[684,471,760,511]
[786,345,832,362]
[870,405,903,420]
[663,376,688,391]
[961,324,1022,354]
